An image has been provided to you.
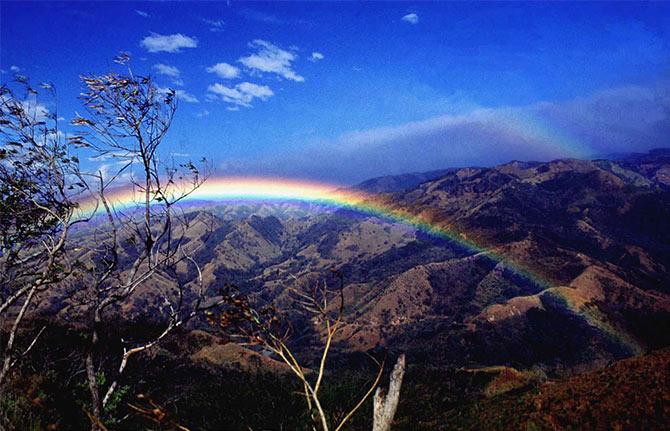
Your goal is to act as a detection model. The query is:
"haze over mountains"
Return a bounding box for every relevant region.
[16,148,670,429]
[67,148,668,372]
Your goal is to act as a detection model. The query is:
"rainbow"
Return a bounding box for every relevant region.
[543,289,643,355]
[76,176,646,350]
[76,176,552,288]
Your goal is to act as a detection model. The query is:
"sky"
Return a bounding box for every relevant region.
[1,1,670,185]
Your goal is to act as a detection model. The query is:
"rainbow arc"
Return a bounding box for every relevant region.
[77,176,551,288]
[76,176,644,350]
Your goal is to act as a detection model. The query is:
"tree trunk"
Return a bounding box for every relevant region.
[85,351,102,430]
[0,285,38,389]
[86,308,103,431]
[372,354,405,431]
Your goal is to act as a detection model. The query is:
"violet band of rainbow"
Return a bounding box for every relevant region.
[75,176,551,289]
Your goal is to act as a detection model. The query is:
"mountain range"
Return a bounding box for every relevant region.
[26,149,670,429]
[98,148,670,374]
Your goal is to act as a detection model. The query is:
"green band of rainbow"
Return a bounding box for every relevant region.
[76,176,551,288]
[75,176,645,353]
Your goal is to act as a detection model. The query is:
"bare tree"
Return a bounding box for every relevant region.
[0,76,84,392]
[212,271,403,431]
[1,60,407,431]
[69,54,215,429]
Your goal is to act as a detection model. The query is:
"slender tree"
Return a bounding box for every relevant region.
[69,54,215,429]
[213,271,404,431]
[0,75,84,393]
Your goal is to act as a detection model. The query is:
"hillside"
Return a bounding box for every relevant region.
[426,347,670,430]
[122,150,668,375]
[46,150,670,373]
[7,150,670,429]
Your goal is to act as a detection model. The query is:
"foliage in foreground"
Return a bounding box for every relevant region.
[2,321,667,430]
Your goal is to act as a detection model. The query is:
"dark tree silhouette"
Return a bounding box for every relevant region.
[213,271,405,431]
[68,54,215,429]
[0,75,84,392]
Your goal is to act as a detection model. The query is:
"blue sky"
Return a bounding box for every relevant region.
[2,1,669,184]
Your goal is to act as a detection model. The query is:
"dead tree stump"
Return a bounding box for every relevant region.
[373,354,406,431]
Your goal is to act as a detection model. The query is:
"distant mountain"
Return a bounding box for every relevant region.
[25,149,670,429]
[352,168,456,193]
[592,147,670,163]
[354,148,670,194]
[359,153,670,367]
[44,149,670,375]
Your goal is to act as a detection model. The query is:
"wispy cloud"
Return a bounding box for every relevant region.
[238,8,312,27]
[206,62,240,79]
[174,90,199,103]
[310,52,324,62]
[97,161,133,183]
[217,81,670,183]
[202,18,225,32]
[88,151,134,182]
[195,109,210,118]
[401,13,419,25]
[153,63,183,85]
[239,9,283,25]
[140,33,198,53]
[153,63,179,78]
[16,97,49,122]
[207,82,273,108]
[156,86,199,103]
[87,151,134,163]
[239,40,304,82]
[10,65,20,73]
[135,10,149,18]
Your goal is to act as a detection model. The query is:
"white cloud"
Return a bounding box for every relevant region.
[140,33,198,53]
[310,52,324,62]
[195,110,210,118]
[237,82,273,98]
[45,129,67,143]
[89,151,135,183]
[21,99,49,122]
[206,62,240,79]
[153,63,180,78]
[0,93,48,121]
[238,40,304,82]
[216,81,670,183]
[401,13,419,24]
[207,82,274,108]
[135,10,149,18]
[153,63,183,85]
[97,160,133,184]
[88,151,134,163]
[156,87,199,103]
[10,65,20,72]
[240,9,283,24]
[203,18,225,32]
[175,90,199,103]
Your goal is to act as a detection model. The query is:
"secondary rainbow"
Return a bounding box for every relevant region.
[76,176,552,288]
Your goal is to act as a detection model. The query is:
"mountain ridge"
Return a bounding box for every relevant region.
[37,149,670,374]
